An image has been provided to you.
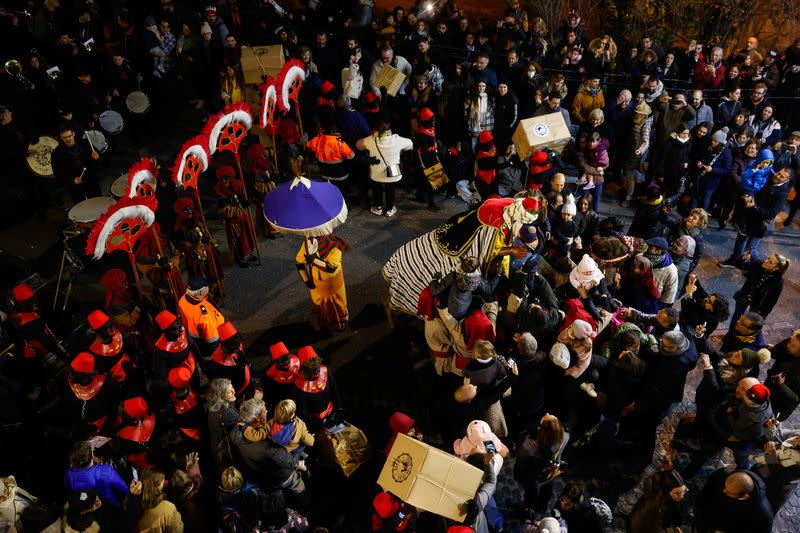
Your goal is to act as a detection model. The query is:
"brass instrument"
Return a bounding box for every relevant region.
[3,59,33,90]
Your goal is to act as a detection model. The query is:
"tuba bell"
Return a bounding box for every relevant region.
[3,59,33,90]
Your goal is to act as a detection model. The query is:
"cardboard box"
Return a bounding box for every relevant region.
[512,113,572,159]
[241,45,285,85]
[378,434,483,522]
[374,63,406,97]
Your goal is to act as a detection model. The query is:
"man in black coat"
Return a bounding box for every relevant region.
[726,166,791,265]
[695,468,774,533]
[51,122,101,204]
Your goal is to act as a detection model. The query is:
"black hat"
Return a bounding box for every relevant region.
[188,275,209,291]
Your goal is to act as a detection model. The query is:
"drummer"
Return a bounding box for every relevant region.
[52,122,101,204]
[107,50,141,108]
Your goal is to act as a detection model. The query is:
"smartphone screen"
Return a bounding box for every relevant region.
[484,440,497,454]
[131,466,139,482]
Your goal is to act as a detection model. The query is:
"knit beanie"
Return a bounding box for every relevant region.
[562,194,577,216]
[741,348,771,368]
[712,126,729,144]
[550,343,570,369]
[571,319,593,339]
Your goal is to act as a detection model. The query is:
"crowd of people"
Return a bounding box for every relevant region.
[2,0,800,532]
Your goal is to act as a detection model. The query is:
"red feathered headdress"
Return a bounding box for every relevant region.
[260,77,278,128]
[125,158,159,198]
[276,59,305,112]
[172,136,209,191]
[204,102,253,157]
[86,196,157,259]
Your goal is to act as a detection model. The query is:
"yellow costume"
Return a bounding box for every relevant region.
[296,236,348,332]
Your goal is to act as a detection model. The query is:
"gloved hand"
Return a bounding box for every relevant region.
[369,156,381,165]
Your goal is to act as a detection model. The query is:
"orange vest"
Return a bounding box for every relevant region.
[178,296,225,343]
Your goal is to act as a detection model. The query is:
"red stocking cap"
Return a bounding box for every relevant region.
[87,310,110,330]
[124,397,149,419]
[155,310,178,331]
[71,352,96,374]
[297,345,319,364]
[168,367,192,390]
[218,322,237,341]
[13,283,35,303]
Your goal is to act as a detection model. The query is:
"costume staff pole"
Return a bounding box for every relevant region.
[233,154,262,266]
[149,226,182,309]
[125,243,144,300]
[193,188,226,305]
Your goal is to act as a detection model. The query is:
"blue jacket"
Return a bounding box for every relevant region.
[739,149,774,195]
[65,464,129,508]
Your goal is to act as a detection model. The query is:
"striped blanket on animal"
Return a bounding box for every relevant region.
[382,197,540,315]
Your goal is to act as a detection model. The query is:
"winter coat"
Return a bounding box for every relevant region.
[637,341,698,416]
[623,117,652,171]
[465,93,496,137]
[359,132,414,183]
[748,116,782,146]
[722,398,773,442]
[714,98,741,129]
[653,100,696,146]
[369,56,413,97]
[64,464,129,509]
[571,83,605,125]
[628,196,665,239]
[733,262,785,317]
[740,179,789,237]
[341,64,364,100]
[695,468,773,533]
[135,500,184,533]
[230,424,296,491]
[652,262,678,305]
[767,339,800,419]
[687,102,714,129]
[492,92,519,147]
[658,136,690,197]
[207,403,239,470]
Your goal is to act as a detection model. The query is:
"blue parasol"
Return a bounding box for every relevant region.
[262,177,348,236]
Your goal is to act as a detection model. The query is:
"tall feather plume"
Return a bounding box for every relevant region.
[125,158,159,198]
[276,59,306,112]
[85,196,157,260]
[171,135,210,187]
[260,77,278,128]
[203,102,253,155]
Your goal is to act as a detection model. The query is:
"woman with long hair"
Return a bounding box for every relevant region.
[514,413,569,514]
[628,469,687,532]
[613,255,662,314]
[206,378,239,472]
[219,64,243,105]
[464,78,495,154]
[136,468,184,532]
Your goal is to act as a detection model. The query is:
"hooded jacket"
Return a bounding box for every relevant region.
[571,83,605,124]
[695,468,774,533]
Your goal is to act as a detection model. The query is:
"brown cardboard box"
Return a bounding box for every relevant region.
[241,45,285,85]
[512,114,572,159]
[378,434,483,522]
[374,63,406,97]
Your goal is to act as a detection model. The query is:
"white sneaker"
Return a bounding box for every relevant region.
[370,206,384,216]
[384,206,397,217]
[580,382,598,398]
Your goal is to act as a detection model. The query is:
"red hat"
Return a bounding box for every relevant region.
[155,310,178,331]
[124,397,149,419]
[215,165,235,180]
[205,6,217,14]
[219,322,237,341]
[530,150,548,164]
[464,309,495,351]
[419,107,434,121]
[521,197,540,211]
[12,283,34,303]
[269,341,290,360]
[447,527,472,533]
[71,352,95,374]
[87,310,110,330]
[478,131,493,144]
[297,345,319,365]
[372,492,400,519]
[364,91,378,104]
[448,147,459,157]
[747,383,771,403]
[168,367,192,390]
[321,80,335,94]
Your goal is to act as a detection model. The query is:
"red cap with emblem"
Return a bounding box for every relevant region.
[219,322,237,342]
[168,367,192,390]
[478,130,493,144]
[87,310,110,330]
[522,197,540,211]
[419,107,434,121]
[297,345,319,364]
[269,341,290,360]
[155,310,178,331]
[747,383,771,403]
[71,352,95,374]
[124,397,149,419]
[12,283,35,303]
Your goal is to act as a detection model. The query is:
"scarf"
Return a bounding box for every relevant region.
[309,234,349,258]
[583,84,600,96]
[644,250,672,268]
[671,133,689,144]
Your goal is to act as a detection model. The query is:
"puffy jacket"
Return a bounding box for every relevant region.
[64,464,129,508]
[571,83,605,124]
[359,132,413,183]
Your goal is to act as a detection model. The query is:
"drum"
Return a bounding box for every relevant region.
[68,196,114,230]
[26,136,59,178]
[84,130,108,154]
[126,91,150,114]
[110,174,128,199]
[99,110,124,136]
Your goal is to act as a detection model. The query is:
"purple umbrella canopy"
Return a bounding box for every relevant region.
[262,177,348,236]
